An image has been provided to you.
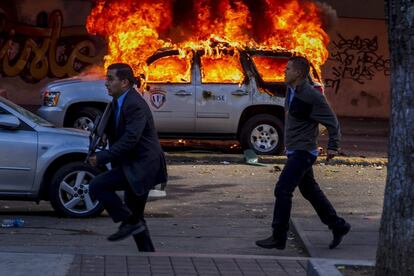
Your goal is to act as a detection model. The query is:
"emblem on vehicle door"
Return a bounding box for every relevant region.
[150,90,166,109]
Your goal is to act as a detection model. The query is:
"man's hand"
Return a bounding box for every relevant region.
[98,134,108,148]
[326,149,338,162]
[88,155,98,167]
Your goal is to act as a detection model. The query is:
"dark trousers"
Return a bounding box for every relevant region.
[90,167,155,252]
[272,150,345,238]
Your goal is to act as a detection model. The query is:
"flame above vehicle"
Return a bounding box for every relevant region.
[86,0,330,84]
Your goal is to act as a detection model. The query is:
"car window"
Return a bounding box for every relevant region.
[200,54,245,84]
[0,97,54,127]
[146,55,192,83]
[252,56,289,83]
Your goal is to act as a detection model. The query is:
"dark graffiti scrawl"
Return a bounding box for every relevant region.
[325,34,390,94]
[0,10,104,82]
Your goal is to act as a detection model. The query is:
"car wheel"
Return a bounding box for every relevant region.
[69,107,102,132]
[240,114,284,155]
[49,162,104,218]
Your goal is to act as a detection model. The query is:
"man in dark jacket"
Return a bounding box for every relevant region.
[89,63,167,252]
[256,56,350,250]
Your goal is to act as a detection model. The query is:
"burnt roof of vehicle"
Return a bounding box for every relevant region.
[246,49,293,57]
[146,47,296,65]
[146,48,180,65]
[145,46,320,82]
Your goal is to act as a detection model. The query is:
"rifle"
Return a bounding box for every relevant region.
[85,103,111,164]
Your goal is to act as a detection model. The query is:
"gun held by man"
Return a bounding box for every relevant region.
[85,103,111,164]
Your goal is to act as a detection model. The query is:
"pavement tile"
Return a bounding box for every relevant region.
[71,254,312,276]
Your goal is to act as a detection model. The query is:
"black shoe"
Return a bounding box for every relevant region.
[329,222,351,249]
[108,221,146,242]
[255,235,286,250]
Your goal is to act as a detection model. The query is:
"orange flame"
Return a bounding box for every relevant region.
[87,0,330,84]
[201,53,245,83]
[252,56,289,82]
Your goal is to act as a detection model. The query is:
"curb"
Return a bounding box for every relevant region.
[307,258,375,276]
[291,218,317,257]
[165,153,387,167]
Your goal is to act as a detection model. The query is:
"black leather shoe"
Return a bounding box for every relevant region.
[255,235,286,250]
[329,222,351,249]
[108,221,146,242]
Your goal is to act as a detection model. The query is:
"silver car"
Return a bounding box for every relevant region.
[0,96,104,218]
[38,49,324,155]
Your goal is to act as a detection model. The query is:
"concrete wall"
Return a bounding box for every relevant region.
[322,0,385,19]
[15,0,92,26]
[323,17,390,118]
[0,0,390,118]
[0,0,104,105]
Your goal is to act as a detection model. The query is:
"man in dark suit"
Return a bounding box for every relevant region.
[88,63,167,252]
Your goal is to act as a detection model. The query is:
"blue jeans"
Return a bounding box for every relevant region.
[272,150,344,238]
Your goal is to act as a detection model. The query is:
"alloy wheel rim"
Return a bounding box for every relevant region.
[59,170,99,215]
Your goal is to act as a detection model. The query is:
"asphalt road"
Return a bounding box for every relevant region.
[0,159,385,258]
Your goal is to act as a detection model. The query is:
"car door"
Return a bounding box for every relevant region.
[141,52,196,133]
[0,107,38,192]
[195,52,251,133]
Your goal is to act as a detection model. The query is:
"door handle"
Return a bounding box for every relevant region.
[203,90,214,98]
[231,90,248,96]
[175,90,192,96]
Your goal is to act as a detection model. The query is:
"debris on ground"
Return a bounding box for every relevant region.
[244,149,267,166]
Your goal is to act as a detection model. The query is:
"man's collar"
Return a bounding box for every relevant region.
[294,79,309,93]
[116,87,131,102]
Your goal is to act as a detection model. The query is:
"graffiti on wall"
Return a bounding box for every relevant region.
[325,34,390,94]
[0,10,104,83]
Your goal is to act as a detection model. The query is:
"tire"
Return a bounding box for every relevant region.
[68,107,102,132]
[240,114,284,155]
[49,162,104,218]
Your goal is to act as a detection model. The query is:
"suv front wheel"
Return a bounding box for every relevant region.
[68,107,102,132]
[240,114,284,155]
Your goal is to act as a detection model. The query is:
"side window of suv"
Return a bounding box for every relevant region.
[146,55,192,83]
[252,56,289,83]
[200,53,245,84]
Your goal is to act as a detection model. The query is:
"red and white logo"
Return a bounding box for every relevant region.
[150,91,166,109]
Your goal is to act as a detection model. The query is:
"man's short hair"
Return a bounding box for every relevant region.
[107,63,140,87]
[289,56,310,78]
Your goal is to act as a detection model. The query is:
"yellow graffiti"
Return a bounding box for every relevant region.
[0,10,104,81]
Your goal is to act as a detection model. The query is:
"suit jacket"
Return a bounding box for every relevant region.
[96,88,168,195]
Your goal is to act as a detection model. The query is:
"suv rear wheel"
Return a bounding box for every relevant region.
[240,114,284,155]
[68,107,102,132]
[49,162,104,218]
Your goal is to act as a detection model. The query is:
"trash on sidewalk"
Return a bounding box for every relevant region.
[1,218,25,228]
[272,165,282,172]
[220,161,231,165]
[243,149,267,166]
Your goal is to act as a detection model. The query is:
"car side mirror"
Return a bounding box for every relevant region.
[0,114,21,130]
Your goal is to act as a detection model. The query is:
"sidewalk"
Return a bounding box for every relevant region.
[0,251,309,276]
[69,253,309,276]
[292,215,380,261]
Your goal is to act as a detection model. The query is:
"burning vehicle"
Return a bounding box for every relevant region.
[37,0,332,155]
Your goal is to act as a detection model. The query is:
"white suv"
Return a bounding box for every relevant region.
[37,49,323,155]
